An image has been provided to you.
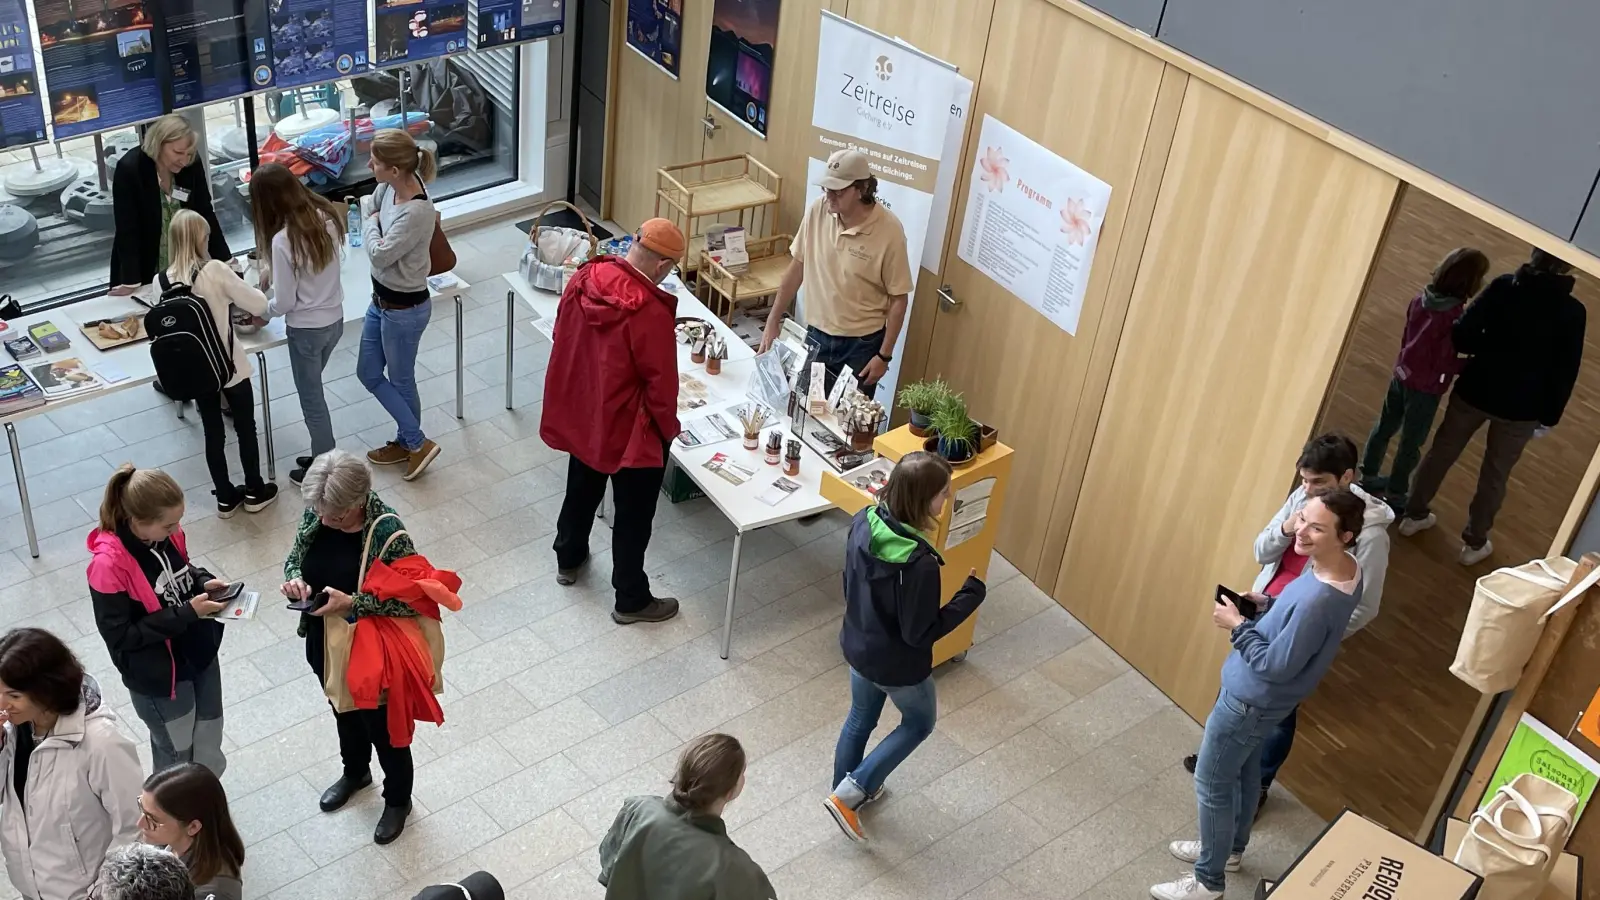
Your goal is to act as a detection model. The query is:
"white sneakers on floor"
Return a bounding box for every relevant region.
[1150,872,1224,899]
[1459,539,1494,566]
[1396,512,1436,537]
[1168,840,1241,871]
[1396,511,1493,566]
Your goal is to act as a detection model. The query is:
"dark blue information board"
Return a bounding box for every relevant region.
[167,0,254,108]
[247,0,368,91]
[374,0,469,65]
[476,0,561,50]
[35,0,164,140]
[0,0,48,148]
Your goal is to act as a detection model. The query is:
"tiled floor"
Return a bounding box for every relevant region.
[0,216,1327,899]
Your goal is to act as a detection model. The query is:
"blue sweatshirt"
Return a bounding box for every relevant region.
[1220,565,1361,711]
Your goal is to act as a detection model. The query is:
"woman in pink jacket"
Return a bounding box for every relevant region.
[1359,247,1490,510]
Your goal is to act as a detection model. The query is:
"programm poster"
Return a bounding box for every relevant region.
[374,0,468,65]
[706,0,776,136]
[248,0,369,91]
[476,0,561,49]
[957,114,1112,337]
[166,0,253,108]
[35,0,163,140]
[0,0,47,149]
[626,0,680,77]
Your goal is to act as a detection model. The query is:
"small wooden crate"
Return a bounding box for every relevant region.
[700,234,792,323]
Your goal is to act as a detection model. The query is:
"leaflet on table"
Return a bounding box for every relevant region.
[0,0,48,149]
[676,410,739,448]
[527,314,555,342]
[165,0,254,108]
[35,0,164,140]
[702,452,754,486]
[678,371,724,412]
[375,0,469,66]
[247,0,369,91]
[476,0,563,50]
[28,357,105,396]
[756,476,801,506]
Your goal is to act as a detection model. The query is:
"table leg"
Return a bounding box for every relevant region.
[504,290,515,410]
[455,294,465,420]
[720,531,744,659]
[6,424,37,559]
[256,351,275,480]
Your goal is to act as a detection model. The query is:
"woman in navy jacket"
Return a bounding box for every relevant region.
[823,451,985,843]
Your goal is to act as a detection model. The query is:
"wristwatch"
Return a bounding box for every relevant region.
[875,352,893,364]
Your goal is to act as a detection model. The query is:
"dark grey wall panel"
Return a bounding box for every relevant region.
[1080,0,1164,35]
[1158,0,1600,241]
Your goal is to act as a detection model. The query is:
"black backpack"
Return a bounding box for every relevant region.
[145,268,235,401]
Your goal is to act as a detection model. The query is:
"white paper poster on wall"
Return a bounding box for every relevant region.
[957,115,1112,336]
[801,12,963,407]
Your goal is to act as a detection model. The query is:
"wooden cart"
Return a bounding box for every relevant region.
[699,234,793,324]
[654,154,781,277]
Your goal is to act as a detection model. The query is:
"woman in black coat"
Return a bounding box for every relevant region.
[109,114,230,294]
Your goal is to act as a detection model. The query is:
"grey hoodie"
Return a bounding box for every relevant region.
[1251,483,1394,636]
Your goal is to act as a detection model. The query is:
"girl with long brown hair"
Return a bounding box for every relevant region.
[250,163,348,485]
[139,763,245,900]
[357,128,442,481]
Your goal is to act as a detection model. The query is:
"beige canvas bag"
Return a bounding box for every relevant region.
[1450,557,1584,694]
[1453,773,1577,900]
[322,513,447,714]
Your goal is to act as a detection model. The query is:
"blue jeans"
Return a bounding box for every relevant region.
[358,300,430,451]
[1193,690,1294,891]
[1259,705,1297,789]
[287,321,345,456]
[806,326,885,400]
[831,669,936,808]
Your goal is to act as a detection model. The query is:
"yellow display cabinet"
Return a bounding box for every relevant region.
[820,426,1014,666]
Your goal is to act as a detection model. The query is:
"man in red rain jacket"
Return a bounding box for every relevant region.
[542,218,685,624]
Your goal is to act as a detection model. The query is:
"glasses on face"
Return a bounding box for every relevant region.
[136,796,164,832]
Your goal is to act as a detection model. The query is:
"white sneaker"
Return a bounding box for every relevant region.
[1459,540,1494,566]
[1397,513,1436,537]
[1150,872,1224,899]
[1169,840,1241,871]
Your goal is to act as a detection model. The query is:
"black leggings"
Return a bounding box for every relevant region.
[306,620,414,808]
[195,379,263,503]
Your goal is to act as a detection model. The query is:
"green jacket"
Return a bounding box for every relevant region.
[284,491,418,637]
[598,796,776,899]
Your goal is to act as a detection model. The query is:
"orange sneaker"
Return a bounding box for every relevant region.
[823,794,866,842]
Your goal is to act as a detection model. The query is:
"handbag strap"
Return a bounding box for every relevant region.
[358,512,404,587]
[1541,561,1600,622]
[1496,564,1569,591]
[443,885,472,900]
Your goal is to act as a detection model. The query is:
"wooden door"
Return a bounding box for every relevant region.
[608,0,714,232]
[916,0,1180,582]
[701,0,848,236]
[1055,79,1399,718]
[841,0,997,395]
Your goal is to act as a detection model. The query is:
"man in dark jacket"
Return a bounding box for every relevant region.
[542,219,685,624]
[1398,248,1587,565]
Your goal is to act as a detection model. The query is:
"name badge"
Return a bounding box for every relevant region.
[172,188,190,203]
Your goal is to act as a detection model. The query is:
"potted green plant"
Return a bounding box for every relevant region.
[898,379,952,438]
[924,393,978,465]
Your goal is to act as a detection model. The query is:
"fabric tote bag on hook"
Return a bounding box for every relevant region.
[1450,557,1599,694]
[1454,773,1577,900]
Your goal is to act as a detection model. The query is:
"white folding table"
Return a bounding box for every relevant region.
[501,270,835,659]
[0,254,469,558]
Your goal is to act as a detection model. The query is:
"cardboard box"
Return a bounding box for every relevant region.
[1271,810,1481,899]
[1443,817,1582,900]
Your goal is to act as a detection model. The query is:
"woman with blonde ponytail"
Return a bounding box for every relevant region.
[358,128,442,482]
[598,734,775,899]
[87,464,233,776]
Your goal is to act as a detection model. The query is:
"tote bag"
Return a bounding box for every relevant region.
[1454,773,1577,900]
[1450,557,1587,694]
[322,513,448,714]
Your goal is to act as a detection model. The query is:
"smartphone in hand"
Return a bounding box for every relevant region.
[287,590,329,613]
[1216,585,1259,619]
[207,581,246,603]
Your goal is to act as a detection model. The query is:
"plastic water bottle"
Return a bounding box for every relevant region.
[346,199,362,248]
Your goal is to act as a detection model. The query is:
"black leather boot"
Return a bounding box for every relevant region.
[319,772,373,812]
[375,803,411,845]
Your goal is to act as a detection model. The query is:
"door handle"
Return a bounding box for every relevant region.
[702,114,722,138]
[937,285,963,312]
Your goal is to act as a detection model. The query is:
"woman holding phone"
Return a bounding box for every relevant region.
[87,464,231,776]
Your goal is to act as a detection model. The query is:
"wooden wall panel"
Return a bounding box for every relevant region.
[1055,78,1399,718]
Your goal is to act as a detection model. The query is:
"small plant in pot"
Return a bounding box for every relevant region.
[898,379,951,438]
[925,394,978,465]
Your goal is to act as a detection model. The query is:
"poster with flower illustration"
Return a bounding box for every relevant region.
[956,114,1112,336]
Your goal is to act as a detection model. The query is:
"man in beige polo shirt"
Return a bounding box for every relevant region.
[758,148,914,399]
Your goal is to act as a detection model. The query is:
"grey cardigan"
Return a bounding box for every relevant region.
[363,183,436,294]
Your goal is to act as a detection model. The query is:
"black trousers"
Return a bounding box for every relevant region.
[194,378,264,503]
[553,453,667,613]
[306,621,414,808]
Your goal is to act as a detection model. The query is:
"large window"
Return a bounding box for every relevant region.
[0,44,528,310]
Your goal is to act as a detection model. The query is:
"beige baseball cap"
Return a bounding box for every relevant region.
[816,149,872,190]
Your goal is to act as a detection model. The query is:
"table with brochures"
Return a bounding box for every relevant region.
[0,252,469,559]
[502,269,835,658]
